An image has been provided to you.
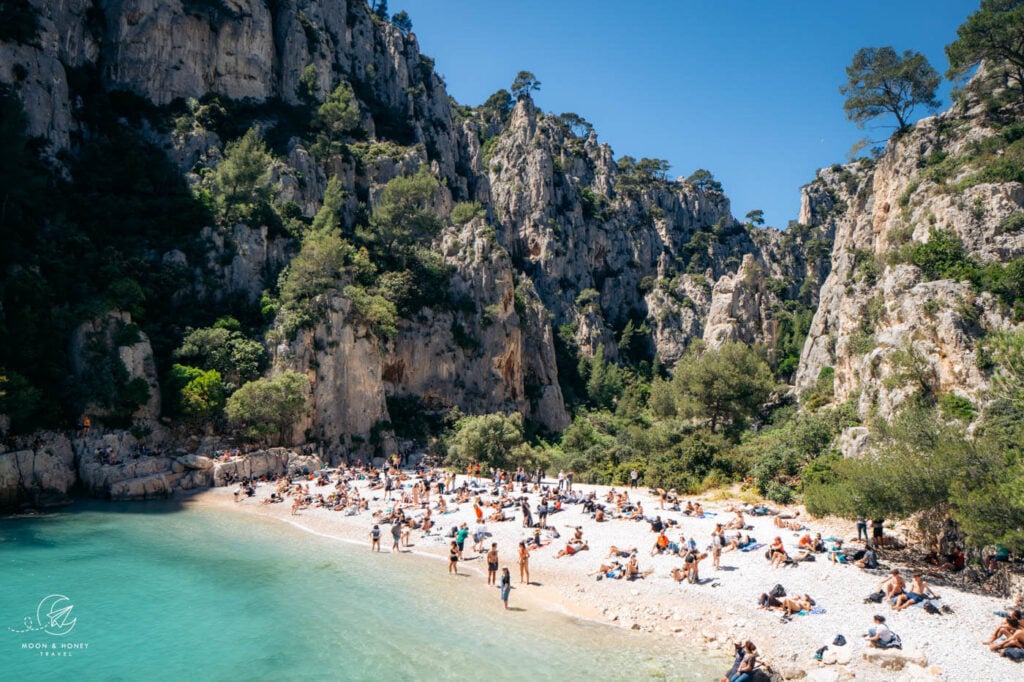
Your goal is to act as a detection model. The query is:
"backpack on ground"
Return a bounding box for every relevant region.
[864,590,884,604]
[769,583,786,599]
[923,601,940,615]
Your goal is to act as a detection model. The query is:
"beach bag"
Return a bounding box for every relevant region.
[923,601,940,615]
[832,634,846,647]
[864,590,884,604]
[1002,647,1024,662]
[769,584,786,599]
[886,633,903,650]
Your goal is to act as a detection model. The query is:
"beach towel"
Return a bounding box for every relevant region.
[798,606,827,616]
[740,543,766,552]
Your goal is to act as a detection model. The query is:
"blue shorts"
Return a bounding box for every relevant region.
[904,592,924,603]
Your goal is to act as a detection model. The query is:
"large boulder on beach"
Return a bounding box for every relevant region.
[212,448,290,485]
[109,473,173,500]
[177,454,214,470]
[287,453,324,476]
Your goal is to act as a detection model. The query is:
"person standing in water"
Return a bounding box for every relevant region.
[499,568,511,609]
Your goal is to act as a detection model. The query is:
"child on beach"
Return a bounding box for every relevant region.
[371,524,381,552]
[518,541,530,584]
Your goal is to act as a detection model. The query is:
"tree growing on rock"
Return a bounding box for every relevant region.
[211,127,274,224]
[946,0,1024,102]
[361,167,441,268]
[840,46,941,132]
[686,168,723,193]
[511,70,541,100]
[391,10,412,36]
[312,82,361,159]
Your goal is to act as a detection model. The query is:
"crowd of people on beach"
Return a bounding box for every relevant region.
[228,457,1023,676]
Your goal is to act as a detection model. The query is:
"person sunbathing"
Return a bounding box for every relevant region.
[592,560,625,579]
[877,569,906,601]
[984,610,1022,645]
[608,546,637,558]
[892,572,938,611]
[651,531,670,556]
[769,537,789,568]
[781,594,816,616]
[991,627,1024,652]
[726,512,745,530]
[555,540,588,558]
[624,555,653,580]
[773,515,804,530]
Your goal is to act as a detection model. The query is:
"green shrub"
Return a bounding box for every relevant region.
[938,393,976,422]
[451,201,484,226]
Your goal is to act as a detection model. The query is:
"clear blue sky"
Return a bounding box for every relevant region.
[390,0,979,228]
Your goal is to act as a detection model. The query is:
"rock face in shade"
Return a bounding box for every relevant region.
[0,434,76,508]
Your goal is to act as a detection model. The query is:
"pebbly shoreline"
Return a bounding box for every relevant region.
[186,470,1019,682]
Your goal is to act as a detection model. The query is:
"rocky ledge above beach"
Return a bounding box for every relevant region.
[0,431,324,508]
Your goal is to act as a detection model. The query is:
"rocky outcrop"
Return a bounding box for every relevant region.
[0,434,76,507]
[388,220,569,432]
[702,254,775,352]
[197,224,290,303]
[69,311,161,422]
[795,105,1024,418]
[278,297,390,460]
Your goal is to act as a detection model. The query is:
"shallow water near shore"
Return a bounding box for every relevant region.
[1,499,724,681]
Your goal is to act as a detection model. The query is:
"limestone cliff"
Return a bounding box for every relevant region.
[0,0,825,456]
[795,96,1024,419]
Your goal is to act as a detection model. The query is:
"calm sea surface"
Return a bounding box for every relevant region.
[1,499,724,681]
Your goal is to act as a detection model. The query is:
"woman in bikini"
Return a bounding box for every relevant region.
[518,541,530,584]
[448,541,459,575]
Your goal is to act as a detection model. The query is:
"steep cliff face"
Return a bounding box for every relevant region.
[796,100,1024,418]
[1,0,828,453]
[480,98,828,367]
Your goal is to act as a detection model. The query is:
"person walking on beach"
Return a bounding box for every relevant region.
[391,521,402,553]
[456,524,469,559]
[371,524,381,552]
[487,543,499,585]
[518,541,530,584]
[499,567,512,609]
[630,469,639,489]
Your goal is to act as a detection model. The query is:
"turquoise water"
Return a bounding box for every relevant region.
[1,499,723,681]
